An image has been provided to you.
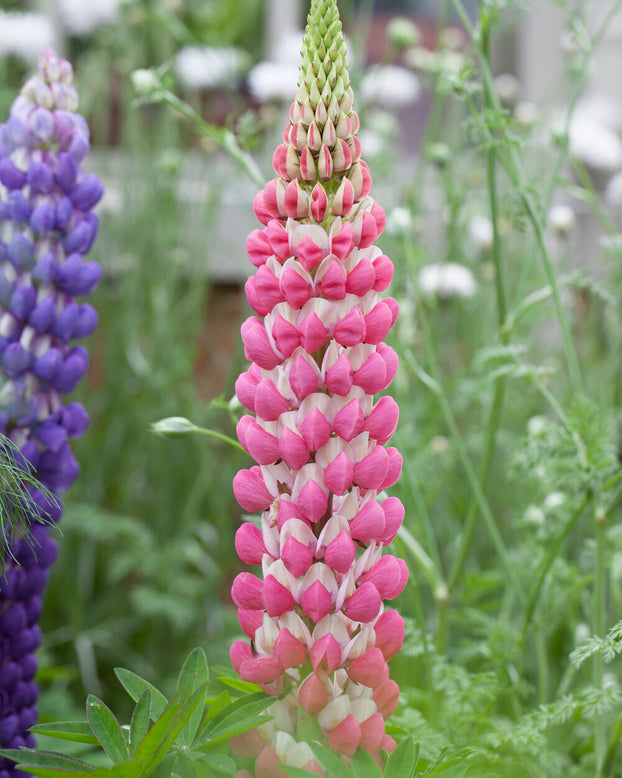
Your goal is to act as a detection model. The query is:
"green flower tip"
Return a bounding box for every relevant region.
[299,0,351,109]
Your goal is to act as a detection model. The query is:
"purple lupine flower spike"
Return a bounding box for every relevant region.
[0,49,102,775]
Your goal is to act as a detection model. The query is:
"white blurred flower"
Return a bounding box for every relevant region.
[524,505,545,526]
[273,29,305,66]
[176,46,246,90]
[386,206,413,235]
[568,113,622,182]
[527,415,548,436]
[418,263,477,299]
[468,216,493,252]
[356,129,384,157]
[494,73,520,108]
[360,65,421,109]
[57,0,120,36]
[247,61,299,102]
[0,12,54,61]
[544,492,566,510]
[548,204,576,236]
[515,100,539,126]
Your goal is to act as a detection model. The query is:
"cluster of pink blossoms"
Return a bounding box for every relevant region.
[230,1,407,773]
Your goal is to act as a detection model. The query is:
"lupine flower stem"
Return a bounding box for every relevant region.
[594,504,608,776]
[230,1,408,771]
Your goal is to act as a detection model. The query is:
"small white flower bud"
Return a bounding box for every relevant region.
[131,68,162,97]
[151,417,198,436]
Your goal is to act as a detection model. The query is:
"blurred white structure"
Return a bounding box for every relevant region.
[265,0,302,57]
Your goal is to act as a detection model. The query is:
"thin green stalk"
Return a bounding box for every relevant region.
[521,495,590,638]
[594,504,608,776]
[448,10,508,592]
[535,629,549,704]
[402,315,525,604]
[601,709,622,777]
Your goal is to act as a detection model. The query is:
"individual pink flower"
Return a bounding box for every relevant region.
[231,0,406,771]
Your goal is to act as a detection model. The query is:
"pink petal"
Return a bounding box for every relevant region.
[353,446,390,490]
[363,301,393,345]
[297,478,328,523]
[244,277,269,316]
[252,191,272,225]
[235,522,267,565]
[346,257,375,296]
[297,234,324,271]
[310,633,342,673]
[361,556,404,600]
[236,414,253,450]
[377,343,398,388]
[246,229,271,268]
[329,714,361,757]
[271,143,288,178]
[372,254,394,292]
[231,572,263,610]
[371,201,386,235]
[300,407,331,450]
[281,266,312,309]
[298,670,330,714]
[255,745,282,778]
[384,296,399,326]
[289,354,320,399]
[245,420,280,465]
[326,353,354,395]
[262,179,286,219]
[310,183,328,222]
[254,378,290,421]
[229,729,265,759]
[348,647,387,688]
[317,143,333,180]
[237,608,263,640]
[374,609,405,661]
[302,579,333,623]
[381,447,403,489]
[240,317,280,370]
[331,175,354,215]
[271,314,300,357]
[320,260,347,300]
[323,451,354,495]
[239,655,284,684]
[372,678,400,719]
[364,396,399,445]
[333,398,364,442]
[324,530,357,574]
[299,312,327,353]
[279,427,310,470]
[282,536,313,578]
[300,146,317,182]
[284,178,309,218]
[350,500,386,544]
[233,467,273,512]
[263,574,295,616]
[380,496,405,544]
[331,221,354,260]
[274,627,307,668]
[254,265,283,311]
[267,218,290,261]
[359,712,386,754]
[344,582,382,623]
[334,307,366,347]
[354,211,378,249]
[353,351,387,395]
[235,368,259,413]
[230,640,252,674]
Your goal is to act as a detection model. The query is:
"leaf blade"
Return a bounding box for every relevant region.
[86,695,129,764]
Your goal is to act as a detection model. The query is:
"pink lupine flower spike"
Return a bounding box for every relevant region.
[231,1,407,772]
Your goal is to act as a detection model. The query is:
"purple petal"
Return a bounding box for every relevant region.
[29,202,55,234]
[62,402,89,437]
[35,420,67,452]
[70,173,104,211]
[32,347,62,381]
[29,297,56,332]
[9,285,36,320]
[8,234,34,270]
[55,151,78,190]
[26,160,53,193]
[55,195,73,230]
[2,343,31,377]
[0,158,26,190]
[7,192,32,223]
[50,300,78,341]
[72,303,98,338]
[30,107,54,143]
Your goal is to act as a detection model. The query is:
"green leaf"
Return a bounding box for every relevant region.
[0,749,95,772]
[196,715,272,750]
[351,749,384,778]
[185,752,237,775]
[384,737,416,778]
[86,695,129,764]
[197,692,273,742]
[133,683,208,775]
[29,722,99,745]
[114,668,168,722]
[216,676,262,694]
[15,771,92,778]
[176,648,209,746]
[200,691,231,728]
[129,691,151,758]
[92,762,143,778]
[307,741,354,778]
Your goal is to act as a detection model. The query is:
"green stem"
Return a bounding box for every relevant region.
[402,316,525,604]
[521,495,590,639]
[193,427,246,453]
[535,629,549,705]
[157,89,265,188]
[594,504,608,775]
[601,709,622,777]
